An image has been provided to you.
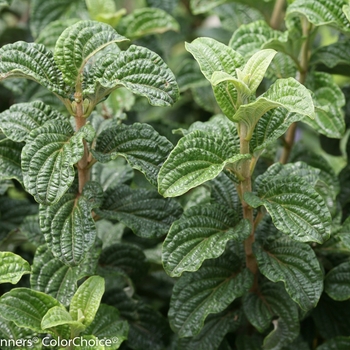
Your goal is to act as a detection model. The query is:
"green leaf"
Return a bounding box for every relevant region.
[85,45,179,106]
[0,101,65,142]
[92,123,172,187]
[36,18,80,51]
[70,276,105,327]
[304,72,345,138]
[82,304,129,349]
[310,39,350,69]
[30,0,86,39]
[98,243,149,282]
[245,175,331,243]
[232,78,314,137]
[178,308,242,350]
[0,288,61,332]
[39,182,103,266]
[240,49,277,93]
[229,20,285,58]
[0,41,67,97]
[254,237,323,310]
[54,20,128,87]
[169,253,253,337]
[30,245,78,306]
[189,0,228,14]
[163,204,250,277]
[22,121,95,205]
[250,108,302,154]
[0,137,23,184]
[317,336,350,350]
[286,0,350,33]
[118,8,179,39]
[41,305,85,332]
[243,281,299,349]
[0,252,30,284]
[158,130,250,197]
[325,261,350,301]
[96,184,182,239]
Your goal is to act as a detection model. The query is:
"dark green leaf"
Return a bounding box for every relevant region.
[163,204,250,276]
[325,261,350,301]
[317,337,350,350]
[92,123,172,187]
[0,252,30,284]
[0,137,23,184]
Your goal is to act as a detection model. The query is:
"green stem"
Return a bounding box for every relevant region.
[74,92,91,194]
[280,18,312,164]
[239,123,258,275]
[270,0,285,29]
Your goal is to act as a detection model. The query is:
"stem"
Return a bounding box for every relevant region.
[270,0,285,29]
[239,123,258,275]
[74,92,90,194]
[279,18,311,164]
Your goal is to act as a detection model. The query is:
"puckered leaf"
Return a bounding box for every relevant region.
[0,252,30,284]
[169,253,253,337]
[243,281,299,348]
[325,261,350,301]
[118,8,179,39]
[82,304,129,350]
[244,172,331,243]
[85,45,179,106]
[189,0,228,14]
[286,0,350,34]
[254,237,323,310]
[30,245,78,306]
[163,204,250,277]
[0,41,68,97]
[317,336,350,349]
[0,288,61,332]
[0,137,23,184]
[54,20,128,87]
[22,121,95,205]
[304,72,345,138]
[96,184,182,239]
[39,182,103,266]
[229,20,285,58]
[0,101,65,142]
[30,0,85,39]
[232,77,314,138]
[69,276,105,327]
[158,130,250,197]
[92,123,172,187]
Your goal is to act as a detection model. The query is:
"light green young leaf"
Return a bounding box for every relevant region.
[54,20,128,87]
[169,254,253,337]
[163,204,250,277]
[0,252,30,284]
[244,176,331,244]
[86,0,117,18]
[41,305,85,332]
[286,0,350,33]
[229,20,285,58]
[243,281,299,348]
[304,72,345,138]
[0,42,68,97]
[0,101,65,142]
[241,49,277,93]
[118,8,179,39]
[92,123,173,187]
[22,121,95,205]
[254,237,323,310]
[325,261,350,301]
[85,45,179,106]
[82,304,129,350]
[96,184,182,239]
[0,288,61,332]
[0,137,23,184]
[69,276,105,327]
[39,182,103,266]
[158,130,250,198]
[30,0,85,39]
[232,77,314,138]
